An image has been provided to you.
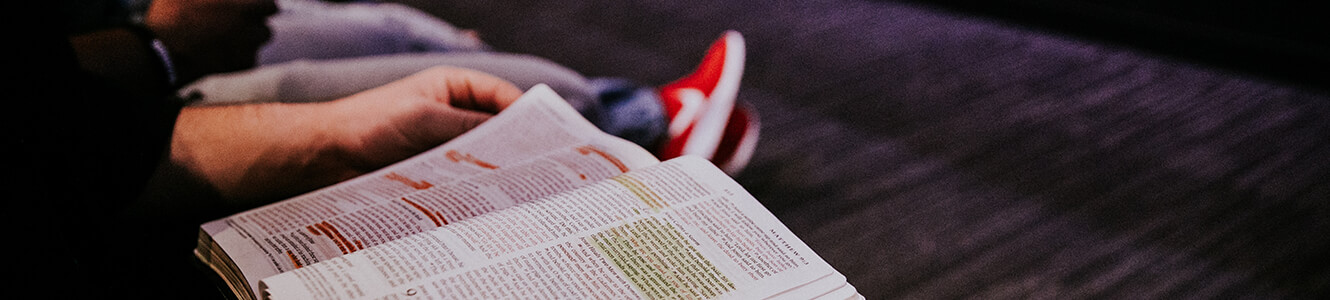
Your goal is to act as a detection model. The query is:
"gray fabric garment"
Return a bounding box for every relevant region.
[258,0,489,65]
[181,52,667,147]
[183,52,599,109]
[181,0,669,147]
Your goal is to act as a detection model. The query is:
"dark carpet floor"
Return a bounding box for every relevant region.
[393,0,1330,298]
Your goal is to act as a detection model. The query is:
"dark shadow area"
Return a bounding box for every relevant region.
[892,0,1330,91]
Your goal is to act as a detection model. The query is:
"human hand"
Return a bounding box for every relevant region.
[145,0,278,84]
[169,67,522,203]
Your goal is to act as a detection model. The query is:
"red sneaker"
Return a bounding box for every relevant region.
[658,31,757,175]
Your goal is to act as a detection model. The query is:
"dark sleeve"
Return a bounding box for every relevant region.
[7,5,183,297]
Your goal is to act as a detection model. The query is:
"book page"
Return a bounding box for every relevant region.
[260,157,847,300]
[198,85,660,299]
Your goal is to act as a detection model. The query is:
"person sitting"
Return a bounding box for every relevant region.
[179,0,759,176]
[24,1,756,298]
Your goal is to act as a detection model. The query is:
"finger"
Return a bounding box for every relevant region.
[446,68,523,112]
[418,67,523,113]
[410,107,495,146]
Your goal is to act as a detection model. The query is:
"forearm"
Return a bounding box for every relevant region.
[146,66,519,208]
[170,103,356,203]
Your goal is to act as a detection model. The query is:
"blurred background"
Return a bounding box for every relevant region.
[382,0,1329,298]
[59,0,1328,298]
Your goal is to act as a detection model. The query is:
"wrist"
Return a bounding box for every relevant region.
[123,24,179,88]
[69,28,175,98]
[173,103,353,202]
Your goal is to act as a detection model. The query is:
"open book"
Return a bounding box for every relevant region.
[195,85,861,300]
